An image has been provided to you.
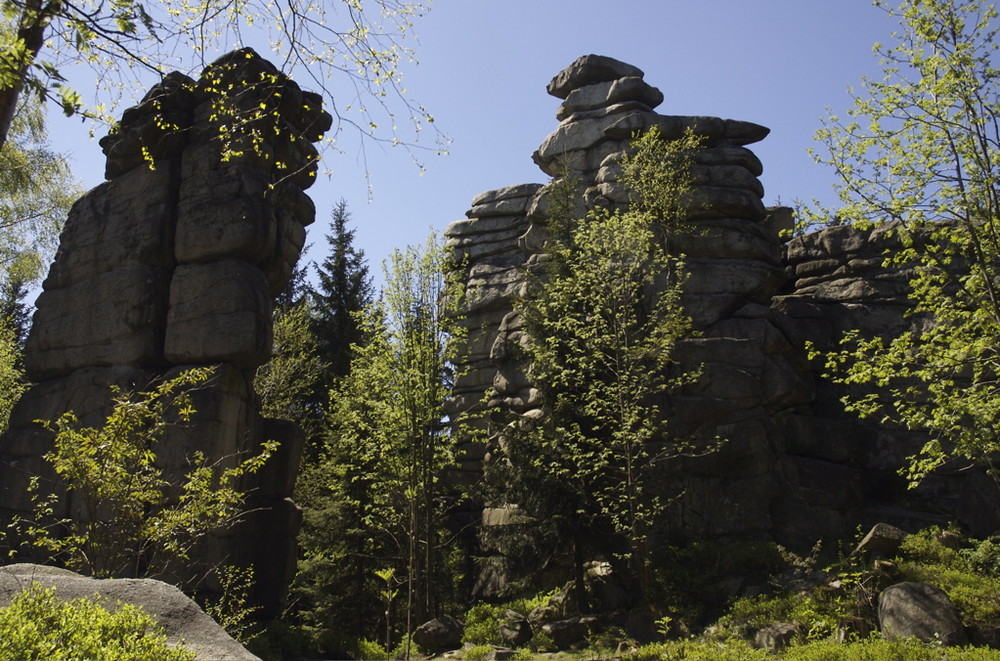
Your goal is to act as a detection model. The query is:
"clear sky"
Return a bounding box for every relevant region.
[46,0,899,288]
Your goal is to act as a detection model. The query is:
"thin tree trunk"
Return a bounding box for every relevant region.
[0,0,58,152]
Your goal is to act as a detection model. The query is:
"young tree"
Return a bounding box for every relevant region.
[295,232,463,656]
[0,314,26,434]
[813,0,1000,486]
[0,1,444,161]
[21,368,275,580]
[311,199,374,383]
[509,127,701,601]
[255,263,327,444]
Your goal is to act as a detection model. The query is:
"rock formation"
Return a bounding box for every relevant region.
[0,49,331,613]
[445,55,1000,594]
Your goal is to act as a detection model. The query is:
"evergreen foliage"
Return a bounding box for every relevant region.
[0,313,25,434]
[293,231,465,657]
[811,0,1000,486]
[255,263,327,444]
[311,199,374,385]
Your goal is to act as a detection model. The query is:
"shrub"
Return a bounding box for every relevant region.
[462,588,558,647]
[896,527,1000,628]
[0,582,194,661]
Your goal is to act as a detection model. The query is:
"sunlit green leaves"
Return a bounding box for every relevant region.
[813,0,1000,488]
[0,583,196,661]
[515,127,701,594]
[23,368,275,579]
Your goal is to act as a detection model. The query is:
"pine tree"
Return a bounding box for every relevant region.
[311,199,374,384]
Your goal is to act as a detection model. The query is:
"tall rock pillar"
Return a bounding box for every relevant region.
[0,48,331,613]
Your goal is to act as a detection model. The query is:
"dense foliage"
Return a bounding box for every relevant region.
[812,0,1000,486]
[291,232,466,658]
[20,368,275,581]
[506,126,702,599]
[0,583,195,661]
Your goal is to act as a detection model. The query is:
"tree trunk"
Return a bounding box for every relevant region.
[0,0,57,152]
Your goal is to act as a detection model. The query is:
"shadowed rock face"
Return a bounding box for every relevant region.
[445,55,1000,595]
[0,48,330,614]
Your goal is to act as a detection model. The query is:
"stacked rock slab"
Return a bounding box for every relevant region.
[447,56,1000,595]
[0,49,331,613]
[446,55,813,592]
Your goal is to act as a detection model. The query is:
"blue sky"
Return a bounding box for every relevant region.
[47,1,898,287]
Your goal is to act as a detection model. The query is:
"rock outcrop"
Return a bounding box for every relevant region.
[0,49,331,613]
[445,55,1000,594]
[0,563,259,660]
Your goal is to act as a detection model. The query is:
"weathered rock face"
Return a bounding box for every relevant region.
[446,55,1000,594]
[0,49,331,614]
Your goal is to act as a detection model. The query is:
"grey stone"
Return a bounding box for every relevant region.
[413,615,464,653]
[754,622,801,651]
[547,55,644,99]
[879,582,967,646]
[0,49,328,615]
[165,260,273,368]
[541,616,599,649]
[853,523,909,558]
[499,609,533,647]
[557,76,663,119]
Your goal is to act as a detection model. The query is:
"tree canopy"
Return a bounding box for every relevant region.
[0,0,446,164]
[814,0,1000,486]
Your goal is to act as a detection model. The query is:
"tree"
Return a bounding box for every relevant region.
[0,90,80,297]
[0,0,445,164]
[813,0,1000,486]
[509,126,702,601]
[20,368,275,580]
[0,313,26,434]
[255,263,327,445]
[294,232,463,656]
[311,198,374,384]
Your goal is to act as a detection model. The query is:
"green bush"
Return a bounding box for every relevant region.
[896,528,1000,628]
[783,635,999,660]
[0,583,194,661]
[625,636,998,661]
[462,588,558,647]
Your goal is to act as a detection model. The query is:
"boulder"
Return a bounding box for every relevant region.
[878,581,967,646]
[546,55,644,99]
[541,615,599,650]
[412,615,464,653]
[853,523,908,558]
[753,622,801,651]
[0,564,258,660]
[498,609,533,647]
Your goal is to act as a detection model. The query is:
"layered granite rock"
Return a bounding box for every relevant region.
[0,49,331,614]
[446,55,1000,594]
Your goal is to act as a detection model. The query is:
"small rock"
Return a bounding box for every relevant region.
[542,615,599,650]
[499,609,532,648]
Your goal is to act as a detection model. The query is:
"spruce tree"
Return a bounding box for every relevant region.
[311,199,373,384]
